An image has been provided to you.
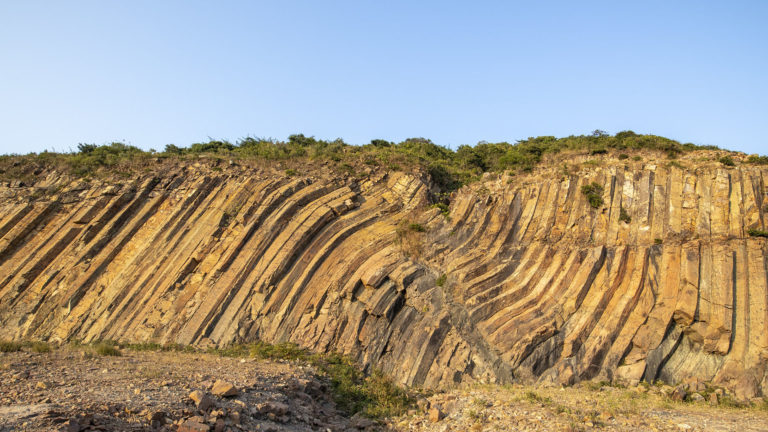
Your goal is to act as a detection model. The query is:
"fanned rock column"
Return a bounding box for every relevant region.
[0,156,767,398]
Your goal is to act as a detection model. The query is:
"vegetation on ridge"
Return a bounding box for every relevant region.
[0,130,753,195]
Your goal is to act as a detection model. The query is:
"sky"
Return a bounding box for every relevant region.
[1,1,766,155]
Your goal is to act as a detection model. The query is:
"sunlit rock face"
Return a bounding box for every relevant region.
[1,156,766,398]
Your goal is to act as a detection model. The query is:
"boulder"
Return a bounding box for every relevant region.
[189,390,214,412]
[670,385,687,402]
[428,407,445,423]
[256,401,289,417]
[211,380,239,397]
[178,420,210,432]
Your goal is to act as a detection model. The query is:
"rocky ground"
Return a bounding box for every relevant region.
[398,384,768,432]
[2,348,768,432]
[0,348,370,432]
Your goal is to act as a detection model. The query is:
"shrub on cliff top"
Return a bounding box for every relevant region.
[719,156,736,167]
[1,131,755,195]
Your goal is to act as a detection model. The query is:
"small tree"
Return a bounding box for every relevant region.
[77,143,98,154]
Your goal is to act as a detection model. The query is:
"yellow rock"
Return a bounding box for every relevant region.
[0,160,766,396]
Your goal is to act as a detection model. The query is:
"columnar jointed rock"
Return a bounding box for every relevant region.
[0,156,767,399]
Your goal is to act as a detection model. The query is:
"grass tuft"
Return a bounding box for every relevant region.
[408,223,426,232]
[31,341,52,353]
[94,342,122,356]
[747,228,768,238]
[524,390,553,405]
[619,206,631,223]
[0,340,23,353]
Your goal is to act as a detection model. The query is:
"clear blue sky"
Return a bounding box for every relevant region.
[1,1,766,155]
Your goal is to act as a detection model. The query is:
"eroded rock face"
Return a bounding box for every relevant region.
[0,158,767,397]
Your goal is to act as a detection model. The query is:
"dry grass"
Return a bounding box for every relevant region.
[489,381,768,419]
[0,340,23,352]
[139,366,165,379]
[30,341,52,353]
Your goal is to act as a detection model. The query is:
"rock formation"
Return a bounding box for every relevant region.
[0,153,766,399]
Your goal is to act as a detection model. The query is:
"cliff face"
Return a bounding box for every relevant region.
[1,155,767,399]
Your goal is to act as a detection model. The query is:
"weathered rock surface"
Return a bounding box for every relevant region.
[210,381,238,397]
[1,155,767,397]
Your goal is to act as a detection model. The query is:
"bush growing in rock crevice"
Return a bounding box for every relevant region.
[581,182,604,209]
[619,206,631,223]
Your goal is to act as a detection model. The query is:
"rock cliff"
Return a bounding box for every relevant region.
[1,153,767,399]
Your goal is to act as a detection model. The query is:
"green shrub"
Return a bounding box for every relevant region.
[205,341,413,418]
[31,341,52,353]
[285,168,297,176]
[430,203,450,218]
[524,391,553,405]
[163,144,184,155]
[718,394,747,408]
[188,140,235,154]
[747,228,768,238]
[755,398,768,412]
[618,153,629,160]
[668,160,685,170]
[369,139,392,147]
[654,238,663,245]
[249,341,307,361]
[436,274,447,287]
[719,156,735,167]
[0,341,22,353]
[619,206,631,223]
[0,131,731,195]
[581,182,604,209]
[408,223,426,232]
[94,342,122,356]
[747,155,768,165]
[313,354,413,418]
[124,342,163,351]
